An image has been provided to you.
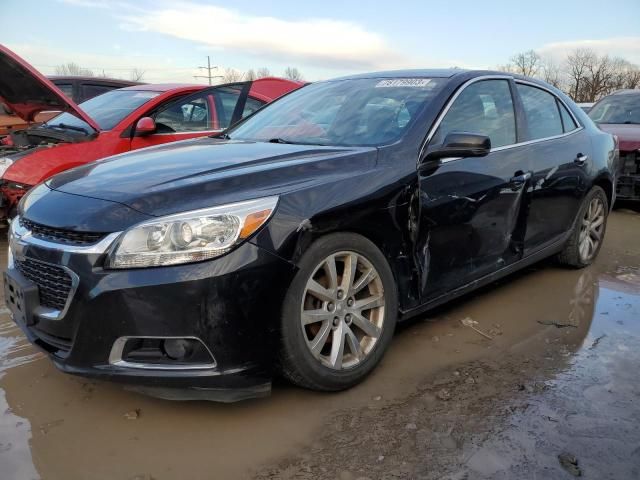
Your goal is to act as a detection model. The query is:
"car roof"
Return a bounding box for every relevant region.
[327,69,552,84]
[332,69,467,80]
[47,76,143,86]
[610,89,640,96]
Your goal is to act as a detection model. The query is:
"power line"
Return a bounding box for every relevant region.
[193,56,222,85]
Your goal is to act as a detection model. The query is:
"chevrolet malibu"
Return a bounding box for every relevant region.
[4,70,616,401]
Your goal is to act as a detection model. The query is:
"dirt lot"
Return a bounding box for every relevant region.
[1,209,639,480]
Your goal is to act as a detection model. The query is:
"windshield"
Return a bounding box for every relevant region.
[227,78,447,146]
[44,90,160,132]
[589,94,640,125]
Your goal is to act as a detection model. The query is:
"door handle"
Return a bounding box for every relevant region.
[574,153,588,166]
[509,171,531,190]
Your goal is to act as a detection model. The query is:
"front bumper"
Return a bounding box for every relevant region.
[5,226,297,401]
[616,174,640,201]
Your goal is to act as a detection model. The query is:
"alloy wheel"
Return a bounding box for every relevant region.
[300,251,385,370]
[578,196,605,262]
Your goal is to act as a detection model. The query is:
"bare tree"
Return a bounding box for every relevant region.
[129,68,146,82]
[284,67,304,81]
[55,62,94,76]
[566,49,594,102]
[244,69,256,81]
[540,56,563,89]
[221,68,243,83]
[256,67,271,78]
[509,50,541,77]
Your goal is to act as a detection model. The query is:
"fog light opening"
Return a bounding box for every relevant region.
[111,336,216,369]
[162,338,194,360]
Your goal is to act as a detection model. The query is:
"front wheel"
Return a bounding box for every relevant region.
[279,233,397,391]
[557,185,609,268]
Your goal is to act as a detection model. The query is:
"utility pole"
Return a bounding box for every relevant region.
[194,56,221,85]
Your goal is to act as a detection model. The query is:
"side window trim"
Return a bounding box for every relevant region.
[419,75,586,163]
[515,80,582,131]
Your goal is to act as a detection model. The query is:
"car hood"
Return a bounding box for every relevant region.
[0,45,100,131]
[47,138,378,217]
[597,123,640,152]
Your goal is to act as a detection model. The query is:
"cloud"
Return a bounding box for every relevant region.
[5,43,203,84]
[537,37,640,64]
[119,1,411,70]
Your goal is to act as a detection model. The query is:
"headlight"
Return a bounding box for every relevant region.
[106,196,278,269]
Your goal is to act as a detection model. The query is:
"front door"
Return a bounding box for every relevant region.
[130,83,252,150]
[417,78,531,301]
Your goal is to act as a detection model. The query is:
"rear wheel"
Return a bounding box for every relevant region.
[557,186,608,268]
[279,233,397,391]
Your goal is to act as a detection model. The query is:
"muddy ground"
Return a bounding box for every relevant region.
[1,209,639,480]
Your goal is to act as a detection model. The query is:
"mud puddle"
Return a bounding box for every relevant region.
[0,210,639,480]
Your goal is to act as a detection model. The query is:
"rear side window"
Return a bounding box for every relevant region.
[432,79,516,148]
[558,102,578,132]
[80,84,115,102]
[517,84,563,140]
[54,83,73,99]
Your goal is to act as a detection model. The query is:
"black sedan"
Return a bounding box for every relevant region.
[4,70,616,401]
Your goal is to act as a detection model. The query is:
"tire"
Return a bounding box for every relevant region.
[557,185,609,268]
[279,233,398,391]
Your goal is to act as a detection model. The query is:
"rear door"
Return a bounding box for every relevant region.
[418,78,531,300]
[514,82,591,255]
[130,83,252,150]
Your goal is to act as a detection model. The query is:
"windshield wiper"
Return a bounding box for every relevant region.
[267,137,295,144]
[48,123,90,134]
[214,132,231,139]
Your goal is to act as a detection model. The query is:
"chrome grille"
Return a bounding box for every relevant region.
[14,257,73,311]
[19,217,106,246]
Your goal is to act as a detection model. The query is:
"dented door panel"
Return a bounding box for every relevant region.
[417,147,531,301]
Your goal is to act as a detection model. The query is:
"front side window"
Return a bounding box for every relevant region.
[517,84,563,140]
[155,94,211,133]
[588,94,640,125]
[228,77,448,146]
[431,79,516,148]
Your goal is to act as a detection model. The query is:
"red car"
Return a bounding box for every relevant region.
[589,89,640,202]
[0,45,304,220]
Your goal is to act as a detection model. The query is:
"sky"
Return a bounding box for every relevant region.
[3,0,640,84]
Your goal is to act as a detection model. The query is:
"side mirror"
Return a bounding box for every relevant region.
[135,117,156,136]
[423,132,491,162]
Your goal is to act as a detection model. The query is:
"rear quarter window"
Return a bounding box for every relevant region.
[516,84,563,140]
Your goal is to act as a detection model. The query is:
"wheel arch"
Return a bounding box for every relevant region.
[592,174,614,209]
[284,214,420,314]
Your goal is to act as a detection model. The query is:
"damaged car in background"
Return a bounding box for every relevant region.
[0,44,304,222]
[0,76,142,136]
[589,89,640,202]
[5,70,616,402]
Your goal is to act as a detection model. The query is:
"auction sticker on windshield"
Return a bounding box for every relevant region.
[375,79,432,88]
